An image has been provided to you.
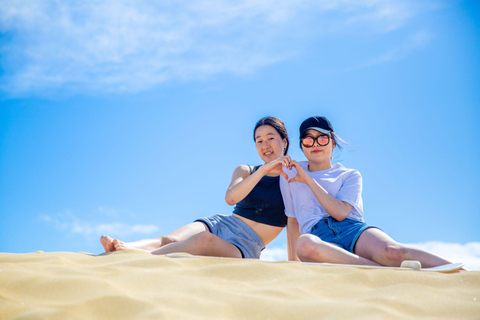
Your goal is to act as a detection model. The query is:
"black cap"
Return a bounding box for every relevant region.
[300,116,334,137]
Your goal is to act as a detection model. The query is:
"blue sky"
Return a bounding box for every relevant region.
[1,0,479,269]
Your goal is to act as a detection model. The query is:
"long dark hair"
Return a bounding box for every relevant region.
[253,116,290,155]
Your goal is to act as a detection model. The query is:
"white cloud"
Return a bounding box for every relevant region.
[0,0,423,95]
[409,241,480,271]
[357,30,431,68]
[39,210,159,240]
[260,246,289,262]
[262,242,480,271]
[344,1,415,32]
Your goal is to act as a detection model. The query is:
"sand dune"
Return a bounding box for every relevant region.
[0,251,479,319]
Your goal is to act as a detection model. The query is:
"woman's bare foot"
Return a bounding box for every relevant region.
[100,235,116,252]
[112,239,150,253]
[113,239,134,251]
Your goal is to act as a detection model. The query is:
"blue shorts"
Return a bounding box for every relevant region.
[308,217,379,253]
[194,214,265,259]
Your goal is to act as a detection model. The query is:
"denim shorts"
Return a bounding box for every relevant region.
[309,216,379,253]
[194,214,265,259]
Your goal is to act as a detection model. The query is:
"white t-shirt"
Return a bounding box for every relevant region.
[280,162,364,234]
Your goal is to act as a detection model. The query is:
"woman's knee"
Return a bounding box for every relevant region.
[161,235,181,246]
[162,231,215,248]
[296,234,323,261]
[380,243,410,263]
[191,231,217,247]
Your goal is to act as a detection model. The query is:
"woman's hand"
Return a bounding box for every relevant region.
[260,155,291,180]
[287,160,353,221]
[287,160,312,184]
[226,156,291,206]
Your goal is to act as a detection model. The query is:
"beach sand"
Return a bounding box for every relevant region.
[1,251,479,320]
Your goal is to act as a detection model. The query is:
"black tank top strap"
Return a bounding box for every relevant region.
[247,165,261,174]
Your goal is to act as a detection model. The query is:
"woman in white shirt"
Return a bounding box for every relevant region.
[281,116,454,268]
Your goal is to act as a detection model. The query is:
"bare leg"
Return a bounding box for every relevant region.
[295,234,380,265]
[109,222,243,258]
[102,235,161,252]
[149,231,243,258]
[103,222,210,252]
[354,228,452,268]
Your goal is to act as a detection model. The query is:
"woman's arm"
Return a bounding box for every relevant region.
[225,156,291,205]
[279,173,302,261]
[288,161,353,221]
[286,217,301,261]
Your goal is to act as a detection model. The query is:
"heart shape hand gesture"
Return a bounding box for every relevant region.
[286,160,312,184]
[262,155,291,180]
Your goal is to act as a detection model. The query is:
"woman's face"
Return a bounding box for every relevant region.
[254,125,287,164]
[301,129,334,165]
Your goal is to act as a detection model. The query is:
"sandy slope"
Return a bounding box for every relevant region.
[0,251,478,319]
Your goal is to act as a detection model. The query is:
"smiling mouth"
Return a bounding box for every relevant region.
[264,151,274,156]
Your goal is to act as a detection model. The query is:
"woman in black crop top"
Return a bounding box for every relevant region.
[100,117,299,259]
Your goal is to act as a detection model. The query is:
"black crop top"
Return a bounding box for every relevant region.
[233,165,287,227]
